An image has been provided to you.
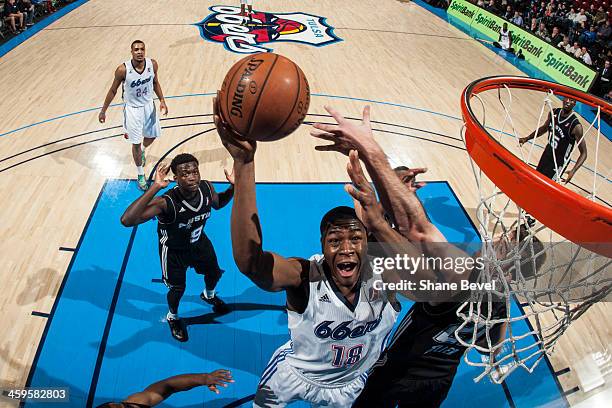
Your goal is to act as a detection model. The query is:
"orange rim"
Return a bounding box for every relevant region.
[461,76,612,257]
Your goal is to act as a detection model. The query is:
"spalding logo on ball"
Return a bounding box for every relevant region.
[218,53,310,142]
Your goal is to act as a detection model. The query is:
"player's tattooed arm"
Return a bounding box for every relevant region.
[99,64,126,123]
[120,164,170,226]
[214,95,308,293]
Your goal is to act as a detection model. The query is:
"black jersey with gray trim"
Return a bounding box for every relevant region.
[372,300,506,381]
[157,181,213,250]
[541,108,579,170]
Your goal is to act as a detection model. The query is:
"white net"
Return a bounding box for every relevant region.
[457,79,612,384]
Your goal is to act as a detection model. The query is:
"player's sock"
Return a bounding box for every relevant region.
[202,289,215,299]
[167,311,179,321]
[137,166,144,175]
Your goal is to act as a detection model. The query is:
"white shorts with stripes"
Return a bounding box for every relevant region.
[254,341,366,407]
[123,101,161,144]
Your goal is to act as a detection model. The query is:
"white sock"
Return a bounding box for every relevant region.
[203,289,215,299]
[137,166,144,175]
[167,311,178,321]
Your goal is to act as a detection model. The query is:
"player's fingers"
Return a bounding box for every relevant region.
[324,105,345,124]
[344,184,365,203]
[362,105,371,125]
[314,145,343,153]
[208,385,220,394]
[312,122,340,134]
[415,182,427,189]
[309,130,336,141]
[348,151,369,187]
[410,167,428,175]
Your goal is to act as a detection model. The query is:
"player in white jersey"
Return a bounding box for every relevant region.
[99,40,168,191]
[239,0,253,25]
[211,98,451,407]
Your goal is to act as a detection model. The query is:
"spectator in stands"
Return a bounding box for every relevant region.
[511,10,524,27]
[530,17,538,32]
[604,89,612,103]
[485,0,499,14]
[597,20,611,42]
[593,6,607,26]
[573,9,587,28]
[595,59,611,96]
[566,7,577,25]
[582,25,598,46]
[477,0,485,7]
[550,26,563,46]
[581,46,592,65]
[568,41,582,57]
[17,0,34,27]
[2,0,25,34]
[536,22,551,41]
[558,35,571,52]
[504,5,514,20]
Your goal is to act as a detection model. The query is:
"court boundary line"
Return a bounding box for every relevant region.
[22,179,108,405]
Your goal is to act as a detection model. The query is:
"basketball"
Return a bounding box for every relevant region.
[218,53,310,142]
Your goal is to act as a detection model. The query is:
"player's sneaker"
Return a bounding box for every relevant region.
[167,317,188,342]
[137,174,148,191]
[201,292,230,314]
[141,150,146,167]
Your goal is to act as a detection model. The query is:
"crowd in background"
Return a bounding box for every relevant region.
[1,1,73,37]
[468,0,612,96]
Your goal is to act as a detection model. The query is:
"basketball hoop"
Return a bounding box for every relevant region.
[461,76,612,257]
[457,76,611,384]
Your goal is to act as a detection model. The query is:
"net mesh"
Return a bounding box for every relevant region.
[457,80,612,384]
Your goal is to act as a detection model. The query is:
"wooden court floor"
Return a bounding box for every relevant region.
[0,0,610,406]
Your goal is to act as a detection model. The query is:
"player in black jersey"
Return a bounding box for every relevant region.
[96,369,234,408]
[519,97,587,184]
[121,153,235,342]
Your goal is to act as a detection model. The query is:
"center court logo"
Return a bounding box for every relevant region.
[196,5,342,54]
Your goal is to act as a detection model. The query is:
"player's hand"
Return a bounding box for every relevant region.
[518,137,529,146]
[345,150,386,231]
[98,111,106,123]
[561,169,575,184]
[160,100,168,116]
[398,167,428,192]
[224,168,235,185]
[311,105,384,158]
[214,92,256,163]
[153,163,171,188]
[201,369,234,394]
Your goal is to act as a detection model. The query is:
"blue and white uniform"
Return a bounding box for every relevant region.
[254,256,400,407]
[122,58,160,143]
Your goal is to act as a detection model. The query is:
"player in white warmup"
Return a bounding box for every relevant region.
[99,40,168,191]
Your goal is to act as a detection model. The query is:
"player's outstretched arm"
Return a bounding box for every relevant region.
[519,115,551,145]
[346,151,472,301]
[214,96,307,292]
[311,105,444,243]
[99,65,125,123]
[120,164,170,226]
[123,370,234,406]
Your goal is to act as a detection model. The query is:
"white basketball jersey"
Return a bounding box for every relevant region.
[123,58,155,107]
[285,256,400,386]
[500,28,511,49]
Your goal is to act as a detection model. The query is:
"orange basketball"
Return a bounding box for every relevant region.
[218,53,310,142]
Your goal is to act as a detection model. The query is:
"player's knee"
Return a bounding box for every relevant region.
[167,284,186,295]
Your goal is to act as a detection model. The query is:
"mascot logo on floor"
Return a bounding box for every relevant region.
[196,5,342,54]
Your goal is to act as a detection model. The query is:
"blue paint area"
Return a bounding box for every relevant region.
[413,0,612,140]
[26,181,564,407]
[0,0,90,59]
